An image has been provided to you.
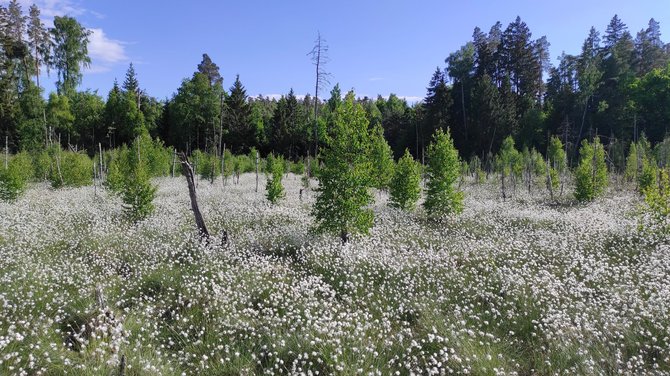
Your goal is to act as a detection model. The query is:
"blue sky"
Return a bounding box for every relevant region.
[6,0,670,102]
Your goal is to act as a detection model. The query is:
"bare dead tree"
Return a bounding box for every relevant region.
[308,31,331,159]
[179,152,229,244]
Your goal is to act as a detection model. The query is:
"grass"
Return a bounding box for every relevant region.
[0,174,667,374]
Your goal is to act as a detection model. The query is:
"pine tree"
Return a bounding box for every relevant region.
[389,149,421,211]
[312,92,373,243]
[27,4,51,89]
[368,123,394,192]
[197,53,223,88]
[574,137,608,202]
[423,128,464,217]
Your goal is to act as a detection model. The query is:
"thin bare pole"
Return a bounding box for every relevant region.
[255,150,259,193]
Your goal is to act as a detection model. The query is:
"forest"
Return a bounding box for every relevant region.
[1,0,669,167]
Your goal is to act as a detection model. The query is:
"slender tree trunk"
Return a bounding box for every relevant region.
[255,150,259,193]
[171,148,176,178]
[461,82,467,140]
[546,157,554,201]
[221,144,226,187]
[178,153,224,242]
[99,143,104,180]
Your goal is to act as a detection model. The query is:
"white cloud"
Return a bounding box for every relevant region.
[397,96,423,104]
[1,0,87,18]
[260,93,306,101]
[1,0,128,74]
[86,28,128,73]
[368,77,385,82]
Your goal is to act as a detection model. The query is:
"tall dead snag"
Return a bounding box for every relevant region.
[178,153,228,244]
[308,31,331,158]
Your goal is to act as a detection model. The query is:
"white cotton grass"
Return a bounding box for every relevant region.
[0,174,667,375]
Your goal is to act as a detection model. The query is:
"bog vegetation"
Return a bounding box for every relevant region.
[0,1,670,374]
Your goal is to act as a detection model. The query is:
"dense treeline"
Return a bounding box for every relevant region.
[1,2,670,165]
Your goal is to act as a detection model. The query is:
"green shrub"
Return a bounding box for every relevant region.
[266,154,285,204]
[574,138,608,202]
[222,150,234,180]
[199,153,221,183]
[0,154,32,201]
[121,163,157,222]
[291,160,305,175]
[143,136,172,177]
[644,169,670,219]
[49,149,93,188]
[104,146,129,194]
[32,150,52,181]
[389,149,421,211]
[423,128,464,217]
[639,158,658,194]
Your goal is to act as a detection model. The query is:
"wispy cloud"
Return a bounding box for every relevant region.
[397,96,423,104]
[261,93,306,101]
[86,28,129,73]
[3,0,87,18]
[368,77,385,82]
[0,0,130,74]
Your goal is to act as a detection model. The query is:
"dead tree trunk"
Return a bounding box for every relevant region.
[179,153,227,243]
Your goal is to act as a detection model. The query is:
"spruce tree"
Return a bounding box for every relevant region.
[389,149,421,211]
[120,137,157,222]
[423,128,464,217]
[224,75,253,153]
[312,92,373,243]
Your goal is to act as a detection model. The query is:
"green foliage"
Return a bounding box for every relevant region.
[643,169,670,220]
[639,158,658,193]
[0,153,33,201]
[222,149,234,179]
[423,128,464,217]
[312,93,374,242]
[51,15,91,94]
[655,136,670,168]
[120,138,157,222]
[574,138,608,202]
[626,137,658,193]
[546,137,565,194]
[143,137,172,177]
[46,92,75,136]
[389,149,421,211]
[31,150,51,181]
[624,142,639,182]
[102,137,157,221]
[49,148,93,188]
[291,159,305,175]
[265,154,285,204]
[169,72,223,151]
[547,136,567,173]
[200,153,221,182]
[104,146,131,193]
[497,136,523,178]
[121,162,157,222]
[368,124,394,191]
